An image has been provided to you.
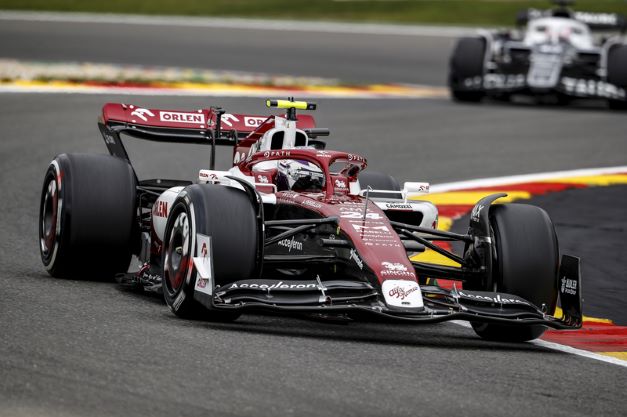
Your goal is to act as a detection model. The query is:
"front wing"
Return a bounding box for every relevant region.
[193,255,582,330]
[460,72,626,101]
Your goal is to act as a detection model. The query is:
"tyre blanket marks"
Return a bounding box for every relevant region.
[411,169,627,363]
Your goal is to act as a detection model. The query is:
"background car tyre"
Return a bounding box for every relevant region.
[471,204,559,342]
[607,45,627,110]
[162,184,259,321]
[449,37,486,103]
[39,153,137,279]
[358,171,402,199]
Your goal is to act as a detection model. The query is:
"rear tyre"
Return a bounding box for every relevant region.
[471,204,559,342]
[358,171,401,199]
[607,45,627,110]
[449,37,486,103]
[39,153,137,279]
[162,184,259,321]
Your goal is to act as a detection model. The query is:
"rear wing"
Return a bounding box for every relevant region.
[516,8,626,32]
[98,103,316,168]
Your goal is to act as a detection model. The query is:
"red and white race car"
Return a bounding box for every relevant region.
[39,99,582,342]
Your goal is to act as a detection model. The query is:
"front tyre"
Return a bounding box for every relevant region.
[162,184,259,320]
[472,204,559,342]
[449,37,486,103]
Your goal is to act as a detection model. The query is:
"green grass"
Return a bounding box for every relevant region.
[1,0,627,26]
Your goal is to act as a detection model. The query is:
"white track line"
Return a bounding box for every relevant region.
[431,165,627,193]
[452,321,627,368]
[0,10,477,37]
[532,340,627,368]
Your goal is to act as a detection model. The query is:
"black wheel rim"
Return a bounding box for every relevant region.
[40,173,59,262]
[164,210,191,293]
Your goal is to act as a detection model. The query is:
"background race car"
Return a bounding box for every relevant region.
[449,0,627,109]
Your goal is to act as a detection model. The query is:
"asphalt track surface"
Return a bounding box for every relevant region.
[0,19,453,86]
[1,16,627,417]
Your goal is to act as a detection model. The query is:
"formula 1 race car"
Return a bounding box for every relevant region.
[449,0,627,109]
[38,98,582,342]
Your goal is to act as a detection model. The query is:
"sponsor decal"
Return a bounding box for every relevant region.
[227,282,318,290]
[153,200,168,218]
[470,204,484,223]
[131,108,154,122]
[403,182,430,194]
[380,261,415,278]
[160,111,205,124]
[381,280,423,308]
[364,242,402,248]
[244,116,267,128]
[352,224,390,233]
[302,200,322,209]
[233,151,246,164]
[257,175,269,184]
[277,236,303,252]
[199,170,219,181]
[349,249,364,270]
[220,113,239,127]
[172,291,186,311]
[537,44,563,54]
[561,77,626,99]
[196,243,209,288]
[560,277,578,296]
[382,261,407,272]
[465,74,525,90]
[350,222,396,241]
[335,179,347,189]
[233,146,257,164]
[279,191,298,200]
[388,286,419,300]
[457,290,530,306]
[575,11,618,26]
[103,132,116,145]
[484,73,526,89]
[347,154,365,162]
[193,234,213,295]
[263,150,291,158]
[316,151,332,158]
[385,203,412,210]
[340,210,382,219]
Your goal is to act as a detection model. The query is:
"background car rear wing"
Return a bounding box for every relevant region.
[98,102,316,168]
[516,8,626,32]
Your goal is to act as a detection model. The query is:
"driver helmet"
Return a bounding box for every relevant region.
[276,159,324,192]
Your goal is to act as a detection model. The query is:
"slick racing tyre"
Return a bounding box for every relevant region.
[162,184,259,321]
[39,153,137,279]
[472,204,559,342]
[607,45,627,110]
[449,37,486,103]
[358,171,401,199]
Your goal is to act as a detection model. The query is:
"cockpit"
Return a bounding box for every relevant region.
[524,17,593,49]
[250,105,326,193]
